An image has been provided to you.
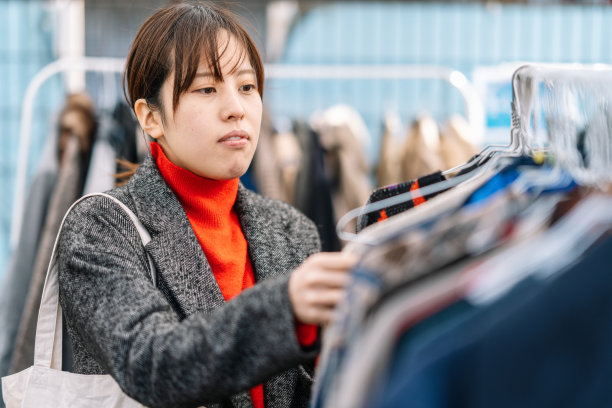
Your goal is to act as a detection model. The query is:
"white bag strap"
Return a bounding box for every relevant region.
[33,193,155,370]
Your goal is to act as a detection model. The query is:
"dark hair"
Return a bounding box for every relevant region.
[123,1,264,120]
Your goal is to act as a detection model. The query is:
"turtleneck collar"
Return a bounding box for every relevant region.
[150,142,239,226]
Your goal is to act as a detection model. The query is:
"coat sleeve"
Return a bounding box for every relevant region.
[57,196,319,408]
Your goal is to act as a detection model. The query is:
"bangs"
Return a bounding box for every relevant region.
[169,5,264,112]
[214,33,250,78]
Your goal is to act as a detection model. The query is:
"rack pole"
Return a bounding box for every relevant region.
[265,63,485,143]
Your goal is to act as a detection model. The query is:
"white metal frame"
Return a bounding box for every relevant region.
[10,57,485,249]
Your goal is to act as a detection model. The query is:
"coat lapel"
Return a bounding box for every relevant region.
[126,155,225,317]
[235,185,300,408]
[235,185,300,283]
[235,185,274,283]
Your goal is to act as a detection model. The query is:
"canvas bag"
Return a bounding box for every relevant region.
[1,193,155,408]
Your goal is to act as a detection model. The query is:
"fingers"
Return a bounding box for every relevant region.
[303,288,346,308]
[308,251,359,270]
[305,269,351,289]
[289,250,359,325]
[297,306,336,326]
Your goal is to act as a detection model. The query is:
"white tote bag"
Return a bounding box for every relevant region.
[2,193,153,408]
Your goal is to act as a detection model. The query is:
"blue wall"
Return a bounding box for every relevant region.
[0,1,61,279]
[266,3,612,161]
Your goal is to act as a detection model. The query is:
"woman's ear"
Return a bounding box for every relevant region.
[134,99,164,139]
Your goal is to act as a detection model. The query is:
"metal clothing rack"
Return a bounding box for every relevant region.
[11,57,485,249]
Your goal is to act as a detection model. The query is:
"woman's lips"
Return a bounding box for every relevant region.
[219,130,249,147]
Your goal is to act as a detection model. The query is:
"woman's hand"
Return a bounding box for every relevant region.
[288,252,358,325]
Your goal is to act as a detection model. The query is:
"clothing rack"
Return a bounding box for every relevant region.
[11,57,485,249]
[313,63,612,408]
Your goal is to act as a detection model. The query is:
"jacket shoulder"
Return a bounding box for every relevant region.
[64,184,133,219]
[59,184,144,263]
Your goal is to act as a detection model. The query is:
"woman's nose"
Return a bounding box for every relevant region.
[221,90,245,121]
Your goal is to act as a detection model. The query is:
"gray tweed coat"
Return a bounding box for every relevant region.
[57,154,321,408]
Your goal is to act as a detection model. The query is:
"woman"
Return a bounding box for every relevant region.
[57,2,355,407]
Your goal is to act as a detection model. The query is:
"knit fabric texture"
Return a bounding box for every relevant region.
[356,171,447,233]
[56,152,322,408]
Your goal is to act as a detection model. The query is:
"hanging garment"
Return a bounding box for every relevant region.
[315,106,373,234]
[273,129,302,204]
[351,146,525,249]
[292,120,341,252]
[112,102,141,165]
[400,115,445,182]
[355,171,447,233]
[367,199,612,408]
[368,114,479,232]
[438,115,479,169]
[9,136,88,374]
[351,160,491,249]
[329,190,573,408]
[313,157,576,408]
[376,113,404,187]
[356,148,495,236]
[293,119,316,209]
[83,113,119,194]
[251,110,287,202]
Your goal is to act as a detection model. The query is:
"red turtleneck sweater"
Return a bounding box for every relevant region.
[151,143,316,408]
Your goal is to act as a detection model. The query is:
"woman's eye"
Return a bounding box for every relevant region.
[198,87,216,95]
[240,84,256,93]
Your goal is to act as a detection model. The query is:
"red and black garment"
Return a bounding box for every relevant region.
[356,171,448,233]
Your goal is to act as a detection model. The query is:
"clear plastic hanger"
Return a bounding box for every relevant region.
[442,64,536,177]
[520,64,612,187]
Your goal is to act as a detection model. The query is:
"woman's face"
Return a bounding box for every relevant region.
[154,32,262,180]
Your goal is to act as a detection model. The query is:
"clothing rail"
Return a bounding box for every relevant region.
[265,64,485,140]
[10,57,485,249]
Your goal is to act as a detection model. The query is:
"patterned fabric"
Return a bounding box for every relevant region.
[356,171,447,233]
[56,153,321,408]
